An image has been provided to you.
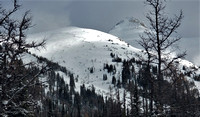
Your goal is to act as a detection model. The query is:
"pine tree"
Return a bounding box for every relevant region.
[112,76,116,85]
[70,74,75,93]
[122,90,127,117]
[129,77,140,116]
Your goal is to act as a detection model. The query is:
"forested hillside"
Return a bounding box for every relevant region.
[1,0,200,117]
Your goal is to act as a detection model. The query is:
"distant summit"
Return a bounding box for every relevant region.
[109,17,146,49]
[113,17,146,29]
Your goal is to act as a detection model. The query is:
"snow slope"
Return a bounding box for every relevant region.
[28,26,141,95]
[27,25,200,94]
[109,17,200,90]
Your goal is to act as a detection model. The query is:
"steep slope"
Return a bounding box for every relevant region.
[28,27,141,94]
[28,26,200,94]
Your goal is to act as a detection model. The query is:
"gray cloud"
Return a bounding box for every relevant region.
[166,1,200,38]
[68,1,145,32]
[12,0,199,39]
[21,1,71,33]
[67,1,199,37]
[67,0,199,63]
[1,0,199,64]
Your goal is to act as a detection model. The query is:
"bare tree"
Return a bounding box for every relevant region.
[0,0,45,116]
[138,0,185,115]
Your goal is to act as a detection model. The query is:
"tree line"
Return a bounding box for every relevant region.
[1,0,200,116]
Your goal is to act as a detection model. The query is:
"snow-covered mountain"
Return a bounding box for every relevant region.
[109,17,200,90]
[28,26,142,94]
[27,25,200,94]
[109,17,146,49]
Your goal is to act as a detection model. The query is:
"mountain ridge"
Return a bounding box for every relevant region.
[27,26,200,93]
[28,26,142,95]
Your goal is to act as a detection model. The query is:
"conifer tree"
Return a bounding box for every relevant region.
[70,74,75,93]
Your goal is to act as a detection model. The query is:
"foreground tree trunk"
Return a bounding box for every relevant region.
[139,0,185,115]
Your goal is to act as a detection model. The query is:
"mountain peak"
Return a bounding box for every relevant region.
[115,17,146,28]
[109,17,146,49]
[28,26,200,94]
[28,27,141,93]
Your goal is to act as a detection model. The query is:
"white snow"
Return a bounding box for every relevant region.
[27,26,141,95]
[26,24,200,95]
[109,17,200,91]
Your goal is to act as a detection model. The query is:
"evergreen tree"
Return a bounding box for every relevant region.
[70,74,75,93]
[129,77,140,116]
[112,76,116,85]
[122,90,127,117]
[122,60,131,87]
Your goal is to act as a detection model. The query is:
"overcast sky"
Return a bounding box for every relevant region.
[19,0,199,37]
[2,0,200,64]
